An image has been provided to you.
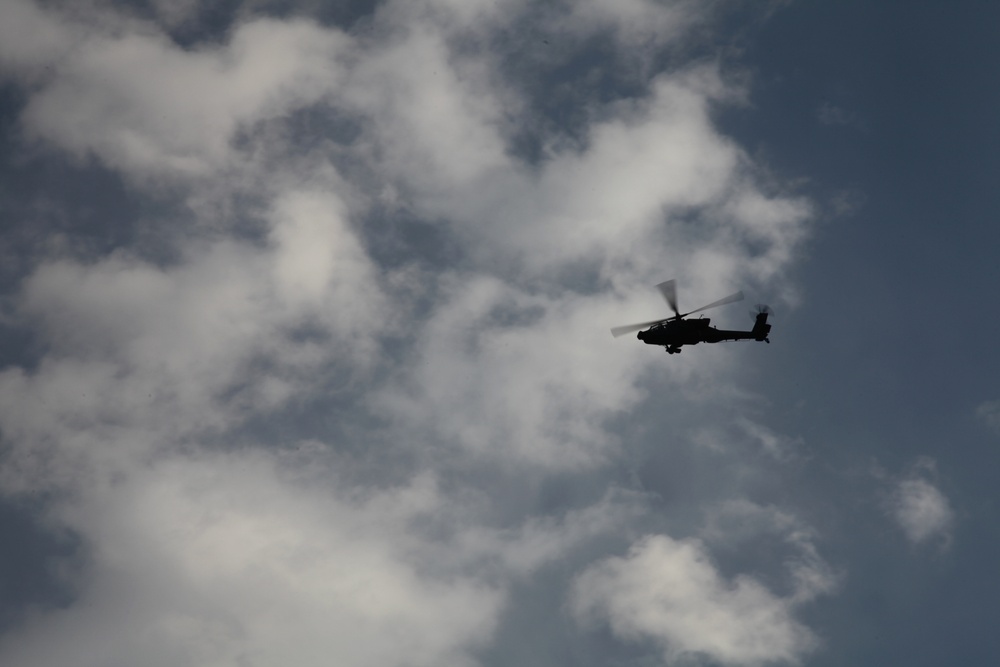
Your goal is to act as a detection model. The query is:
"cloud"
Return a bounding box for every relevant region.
[0,0,81,74]
[975,399,1000,434]
[571,534,820,666]
[1,184,387,494]
[359,59,809,281]
[700,500,840,604]
[0,454,505,667]
[563,0,703,47]
[375,276,653,469]
[816,101,855,127]
[147,0,204,29]
[342,19,511,194]
[886,458,954,547]
[0,1,822,666]
[737,418,806,461]
[0,448,648,667]
[1,1,346,180]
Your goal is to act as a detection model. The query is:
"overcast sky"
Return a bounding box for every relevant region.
[0,1,998,666]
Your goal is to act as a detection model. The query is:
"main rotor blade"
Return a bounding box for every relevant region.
[611,318,669,338]
[656,280,679,317]
[682,290,744,317]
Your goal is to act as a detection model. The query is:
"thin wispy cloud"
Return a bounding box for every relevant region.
[975,399,1000,434]
[816,101,856,127]
[885,458,954,548]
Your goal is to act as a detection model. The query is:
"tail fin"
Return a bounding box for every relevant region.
[752,310,771,341]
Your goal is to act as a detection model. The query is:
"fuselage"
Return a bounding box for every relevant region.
[637,313,770,350]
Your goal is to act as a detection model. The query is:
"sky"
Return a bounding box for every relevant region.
[0,1,998,666]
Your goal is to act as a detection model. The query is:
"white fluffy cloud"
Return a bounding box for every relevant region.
[0,185,387,494]
[376,276,652,468]
[0,455,504,667]
[0,1,822,666]
[571,534,820,666]
[0,0,345,179]
[353,56,809,282]
[0,450,647,667]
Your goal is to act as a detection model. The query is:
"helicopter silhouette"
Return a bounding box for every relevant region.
[611,279,771,354]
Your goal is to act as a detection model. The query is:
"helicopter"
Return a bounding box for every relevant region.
[611,279,771,354]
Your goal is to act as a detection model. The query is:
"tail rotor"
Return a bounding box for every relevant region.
[750,304,772,342]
